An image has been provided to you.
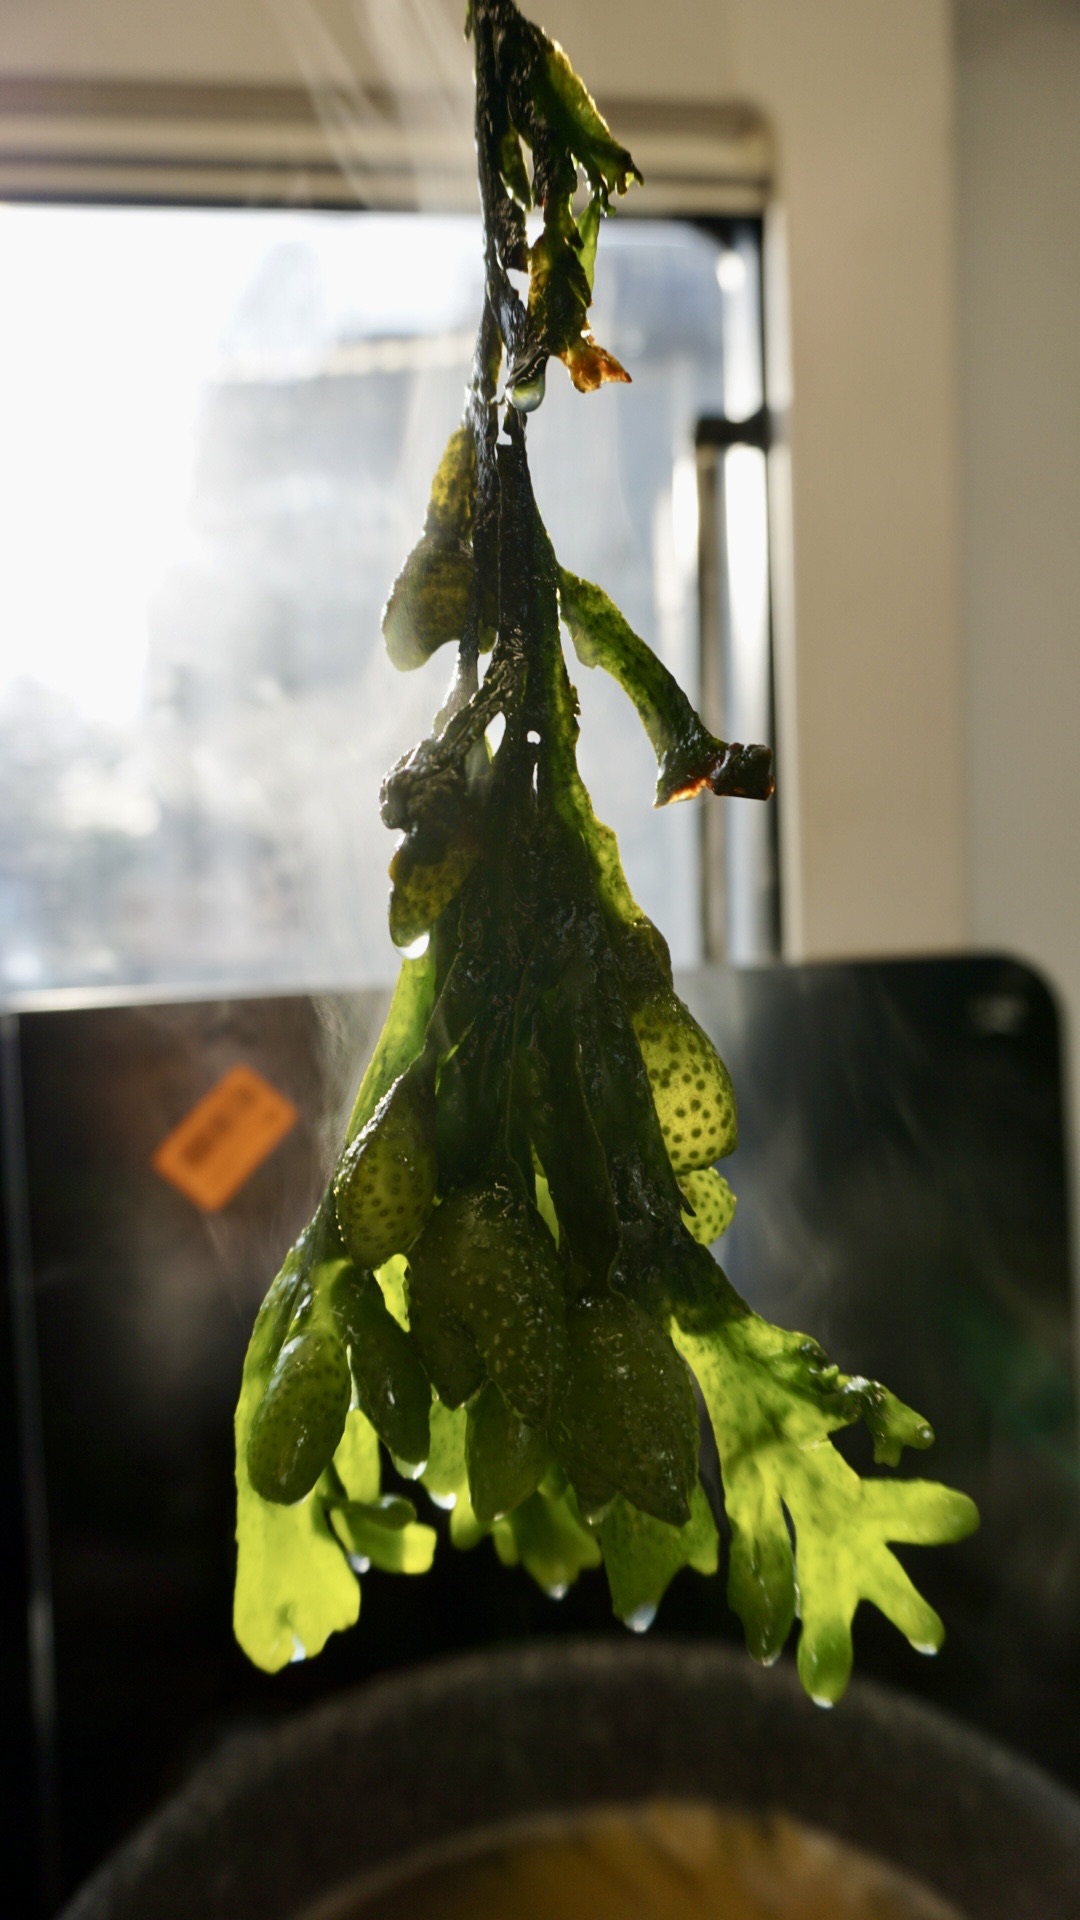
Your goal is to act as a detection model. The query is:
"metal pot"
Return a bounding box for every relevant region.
[61,1639,1080,1920]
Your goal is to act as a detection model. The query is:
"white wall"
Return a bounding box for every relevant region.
[955,0,1080,1141]
[545,0,966,966]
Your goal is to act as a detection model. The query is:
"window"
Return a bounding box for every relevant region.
[0,204,775,995]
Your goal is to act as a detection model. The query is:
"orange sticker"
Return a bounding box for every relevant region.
[152,1064,299,1213]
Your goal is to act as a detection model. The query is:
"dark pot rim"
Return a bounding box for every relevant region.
[62,1636,1080,1920]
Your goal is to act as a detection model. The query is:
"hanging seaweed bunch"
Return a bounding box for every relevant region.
[234,0,977,1704]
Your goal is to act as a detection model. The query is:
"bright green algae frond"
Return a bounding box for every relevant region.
[233,0,977,1698]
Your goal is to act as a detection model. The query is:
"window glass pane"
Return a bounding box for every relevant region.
[0,205,749,996]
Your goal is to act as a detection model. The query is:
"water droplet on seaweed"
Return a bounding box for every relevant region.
[626,1604,657,1633]
[508,366,546,413]
[392,1453,427,1481]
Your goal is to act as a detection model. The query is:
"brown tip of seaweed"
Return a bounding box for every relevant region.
[658,742,775,807]
[664,774,711,805]
[708,742,776,801]
[562,336,632,393]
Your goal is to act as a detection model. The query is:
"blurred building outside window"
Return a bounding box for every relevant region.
[0,206,773,999]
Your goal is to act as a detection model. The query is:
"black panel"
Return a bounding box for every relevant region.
[3,956,1078,1910]
[0,1015,50,1917]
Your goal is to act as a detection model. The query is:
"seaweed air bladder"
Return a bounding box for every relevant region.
[234,0,978,1703]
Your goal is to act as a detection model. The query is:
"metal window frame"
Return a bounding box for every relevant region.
[0,77,771,213]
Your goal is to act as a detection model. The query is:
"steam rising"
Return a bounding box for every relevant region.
[267,0,474,210]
